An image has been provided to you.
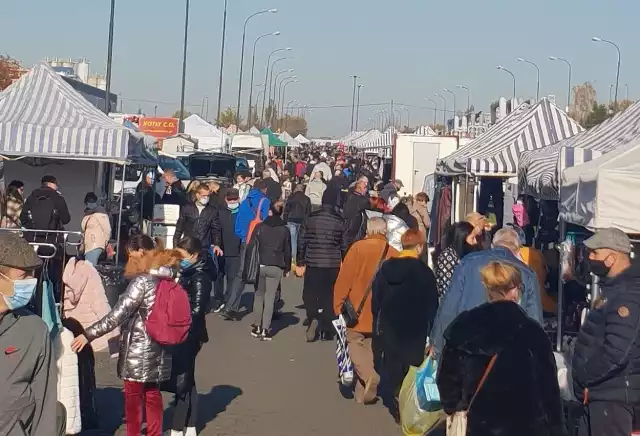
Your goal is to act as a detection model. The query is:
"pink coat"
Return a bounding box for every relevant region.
[63,258,119,353]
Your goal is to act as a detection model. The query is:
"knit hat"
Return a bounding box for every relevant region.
[0,232,42,270]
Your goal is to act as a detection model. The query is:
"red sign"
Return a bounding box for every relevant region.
[139,117,179,138]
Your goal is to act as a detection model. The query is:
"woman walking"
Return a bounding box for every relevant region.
[372,229,438,419]
[434,221,479,298]
[71,241,180,436]
[251,201,291,341]
[166,237,212,436]
[436,261,564,436]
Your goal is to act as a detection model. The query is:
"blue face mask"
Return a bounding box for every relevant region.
[1,274,37,310]
[179,259,193,270]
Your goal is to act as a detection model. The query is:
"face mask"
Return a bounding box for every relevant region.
[86,202,98,210]
[589,259,611,278]
[0,274,37,310]
[227,202,239,210]
[179,259,193,270]
[198,197,210,206]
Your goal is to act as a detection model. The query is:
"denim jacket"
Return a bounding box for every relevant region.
[430,246,543,357]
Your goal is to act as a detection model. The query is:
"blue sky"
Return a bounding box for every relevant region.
[2,0,638,137]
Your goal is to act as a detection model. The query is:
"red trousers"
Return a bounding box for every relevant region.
[123,381,163,436]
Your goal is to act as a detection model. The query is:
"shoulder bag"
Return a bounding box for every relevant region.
[341,244,389,328]
[446,354,498,435]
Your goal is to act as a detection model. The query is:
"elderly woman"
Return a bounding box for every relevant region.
[372,229,438,419]
[436,261,564,436]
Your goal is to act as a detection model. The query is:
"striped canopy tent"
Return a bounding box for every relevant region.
[414,125,437,136]
[436,99,583,176]
[0,63,145,164]
[351,129,382,148]
[360,128,395,155]
[519,99,640,200]
[338,130,366,145]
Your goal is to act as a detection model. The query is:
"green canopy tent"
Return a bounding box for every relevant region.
[261,128,287,147]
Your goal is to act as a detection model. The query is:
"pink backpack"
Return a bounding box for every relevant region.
[512,202,530,227]
[145,278,192,346]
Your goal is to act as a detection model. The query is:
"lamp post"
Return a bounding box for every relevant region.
[393,109,402,127]
[178,0,191,132]
[549,56,572,110]
[443,87,456,119]
[261,47,292,125]
[457,85,470,112]
[270,65,293,117]
[355,84,364,130]
[235,9,277,127]
[247,83,263,126]
[517,58,540,101]
[496,65,516,100]
[104,0,116,114]
[424,97,437,128]
[280,78,298,130]
[247,31,279,126]
[350,75,359,132]
[592,36,621,108]
[154,105,158,117]
[433,93,446,131]
[402,107,410,130]
[276,75,297,127]
[374,110,383,130]
[271,69,294,125]
[215,0,228,128]
[610,84,614,104]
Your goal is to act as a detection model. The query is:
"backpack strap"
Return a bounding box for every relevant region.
[255,198,266,219]
[355,244,390,317]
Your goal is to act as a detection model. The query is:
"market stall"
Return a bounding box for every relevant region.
[279,131,301,148]
[183,114,228,151]
[519,100,640,200]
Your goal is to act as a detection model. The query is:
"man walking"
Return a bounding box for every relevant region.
[212,189,242,313]
[296,191,347,341]
[283,184,311,264]
[173,184,223,257]
[221,180,270,320]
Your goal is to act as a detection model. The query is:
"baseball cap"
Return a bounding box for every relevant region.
[41,175,57,185]
[394,179,404,188]
[0,232,42,270]
[583,228,631,254]
[225,188,240,201]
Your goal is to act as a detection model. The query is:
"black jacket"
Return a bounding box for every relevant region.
[136,182,160,221]
[21,186,71,230]
[343,192,370,247]
[327,175,350,208]
[437,301,564,436]
[162,180,187,206]
[264,178,282,203]
[174,202,222,248]
[297,205,347,269]
[283,191,311,224]
[167,258,211,396]
[255,216,291,272]
[573,260,640,404]
[218,208,242,257]
[372,258,439,345]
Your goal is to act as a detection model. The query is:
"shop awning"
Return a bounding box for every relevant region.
[260,128,286,147]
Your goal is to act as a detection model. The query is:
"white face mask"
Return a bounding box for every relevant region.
[198,197,210,206]
[227,202,239,210]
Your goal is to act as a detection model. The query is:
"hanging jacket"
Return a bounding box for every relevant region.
[63,258,119,353]
[54,328,81,435]
[84,268,174,383]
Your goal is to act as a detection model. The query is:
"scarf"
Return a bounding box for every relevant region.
[398,249,419,259]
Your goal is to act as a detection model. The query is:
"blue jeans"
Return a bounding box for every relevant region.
[286,222,300,261]
[84,248,103,266]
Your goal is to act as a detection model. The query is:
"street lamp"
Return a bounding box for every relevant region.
[393,109,402,128]
[424,97,437,128]
[280,78,298,130]
[592,36,621,108]
[235,9,278,126]
[247,31,279,125]
[355,84,364,131]
[272,69,294,124]
[104,0,116,113]
[350,75,359,132]
[443,88,456,121]
[457,85,470,112]
[433,93,446,131]
[261,47,292,125]
[270,64,293,116]
[402,107,410,130]
[178,0,191,132]
[215,0,228,128]
[275,75,297,127]
[517,57,540,101]
[262,47,291,122]
[496,65,516,100]
[549,56,572,110]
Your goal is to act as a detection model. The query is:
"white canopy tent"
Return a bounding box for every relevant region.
[249,126,261,134]
[560,141,640,234]
[295,134,310,144]
[279,131,300,148]
[183,114,227,151]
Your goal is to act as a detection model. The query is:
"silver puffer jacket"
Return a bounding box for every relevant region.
[364,210,408,251]
[85,269,173,383]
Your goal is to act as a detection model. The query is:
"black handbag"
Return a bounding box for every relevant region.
[341,244,389,328]
[242,226,261,285]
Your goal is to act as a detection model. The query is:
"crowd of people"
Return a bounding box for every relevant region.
[1,146,640,436]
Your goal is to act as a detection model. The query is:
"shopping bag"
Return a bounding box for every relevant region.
[446,412,468,436]
[242,232,261,285]
[416,356,441,411]
[332,315,354,386]
[399,365,445,436]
